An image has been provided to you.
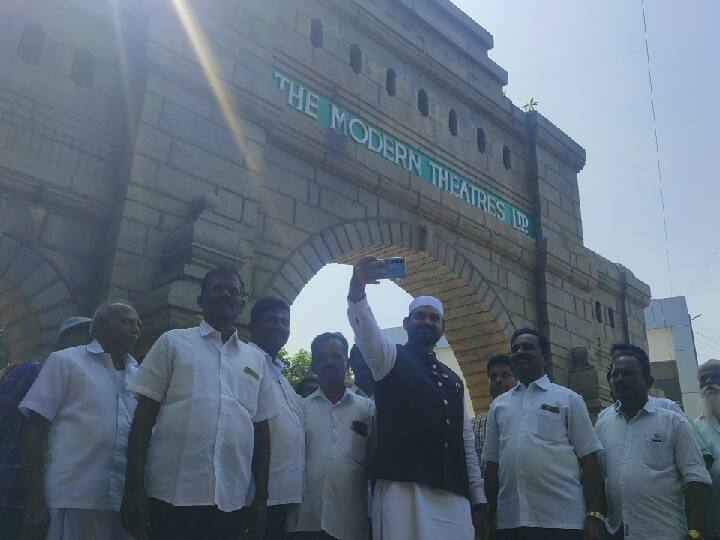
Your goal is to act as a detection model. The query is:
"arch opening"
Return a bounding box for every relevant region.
[262,221,514,411]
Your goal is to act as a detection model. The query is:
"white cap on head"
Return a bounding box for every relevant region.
[408,296,443,317]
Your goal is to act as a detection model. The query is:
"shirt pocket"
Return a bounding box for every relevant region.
[532,408,566,441]
[232,365,261,416]
[641,438,673,470]
[339,420,369,467]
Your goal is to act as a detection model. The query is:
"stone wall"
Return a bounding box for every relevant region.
[0,0,651,409]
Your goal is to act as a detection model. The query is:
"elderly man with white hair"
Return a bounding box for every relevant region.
[347,257,484,540]
[694,359,720,540]
[19,302,141,540]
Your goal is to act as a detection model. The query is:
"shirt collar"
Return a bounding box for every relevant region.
[514,374,550,392]
[199,320,238,341]
[404,342,438,364]
[309,386,354,405]
[85,340,137,367]
[247,341,286,370]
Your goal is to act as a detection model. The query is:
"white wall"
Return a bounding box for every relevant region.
[644,297,702,418]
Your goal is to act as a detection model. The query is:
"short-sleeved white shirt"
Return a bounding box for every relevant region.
[248,342,304,506]
[595,401,711,539]
[18,341,138,511]
[482,375,603,530]
[127,322,277,512]
[286,388,375,540]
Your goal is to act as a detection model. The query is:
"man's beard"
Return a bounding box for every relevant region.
[700,384,720,418]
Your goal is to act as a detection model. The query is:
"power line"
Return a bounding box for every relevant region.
[686,246,720,294]
[641,0,673,296]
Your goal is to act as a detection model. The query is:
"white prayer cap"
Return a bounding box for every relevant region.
[408,296,444,317]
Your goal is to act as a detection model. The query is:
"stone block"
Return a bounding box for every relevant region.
[32,281,69,310]
[294,200,342,233]
[155,165,211,205]
[319,188,365,220]
[262,217,308,251]
[135,123,171,161]
[263,161,309,201]
[116,218,147,256]
[260,189,295,224]
[315,168,358,201]
[168,139,211,180]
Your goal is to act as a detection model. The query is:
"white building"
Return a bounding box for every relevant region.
[380,327,474,416]
[644,296,702,418]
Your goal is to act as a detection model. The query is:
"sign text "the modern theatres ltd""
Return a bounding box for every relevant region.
[272,69,533,237]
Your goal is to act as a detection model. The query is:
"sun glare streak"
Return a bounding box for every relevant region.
[169,0,254,170]
[109,0,137,146]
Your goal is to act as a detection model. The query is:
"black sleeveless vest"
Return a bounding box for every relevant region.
[371,343,470,498]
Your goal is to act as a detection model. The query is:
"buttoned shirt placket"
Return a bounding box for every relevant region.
[516,381,545,525]
[324,393,346,511]
[211,333,234,502]
[616,410,644,537]
[106,357,135,509]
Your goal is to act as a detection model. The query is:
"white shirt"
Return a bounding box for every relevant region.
[127,321,277,511]
[19,341,138,511]
[286,388,375,540]
[597,395,681,421]
[347,296,485,506]
[482,375,603,530]
[595,400,711,540]
[248,342,304,506]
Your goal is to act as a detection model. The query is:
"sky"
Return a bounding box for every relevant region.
[285,1,720,364]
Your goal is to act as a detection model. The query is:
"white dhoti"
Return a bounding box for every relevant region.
[46,508,132,540]
[372,480,474,540]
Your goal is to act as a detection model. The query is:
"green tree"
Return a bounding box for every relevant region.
[279,348,313,389]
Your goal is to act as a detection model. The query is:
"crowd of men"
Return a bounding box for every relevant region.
[0,259,718,540]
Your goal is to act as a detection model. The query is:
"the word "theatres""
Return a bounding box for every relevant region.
[272,69,533,237]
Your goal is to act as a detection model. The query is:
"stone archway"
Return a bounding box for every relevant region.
[261,219,514,411]
[0,234,79,362]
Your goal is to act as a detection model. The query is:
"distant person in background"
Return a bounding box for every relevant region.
[297,377,320,398]
[286,332,375,540]
[348,345,374,398]
[595,344,710,540]
[483,328,605,540]
[249,297,304,540]
[471,354,516,464]
[0,316,91,540]
[694,359,720,539]
[20,305,140,540]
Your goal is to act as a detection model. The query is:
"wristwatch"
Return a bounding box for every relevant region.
[687,530,703,539]
[586,511,604,522]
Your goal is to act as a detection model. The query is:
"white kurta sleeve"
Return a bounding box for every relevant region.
[480,404,499,463]
[126,332,172,403]
[464,404,486,505]
[347,296,398,381]
[18,352,70,421]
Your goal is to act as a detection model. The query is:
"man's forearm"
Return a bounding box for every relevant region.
[580,452,604,513]
[22,412,50,505]
[686,481,710,532]
[252,420,271,501]
[125,397,160,494]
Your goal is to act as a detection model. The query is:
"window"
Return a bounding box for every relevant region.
[476,128,487,153]
[350,44,361,73]
[310,18,323,49]
[595,301,603,323]
[70,49,95,87]
[17,22,45,65]
[503,145,512,169]
[448,109,457,136]
[608,308,616,329]
[418,89,429,117]
[385,68,396,96]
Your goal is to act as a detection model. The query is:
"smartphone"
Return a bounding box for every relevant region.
[379,257,406,279]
